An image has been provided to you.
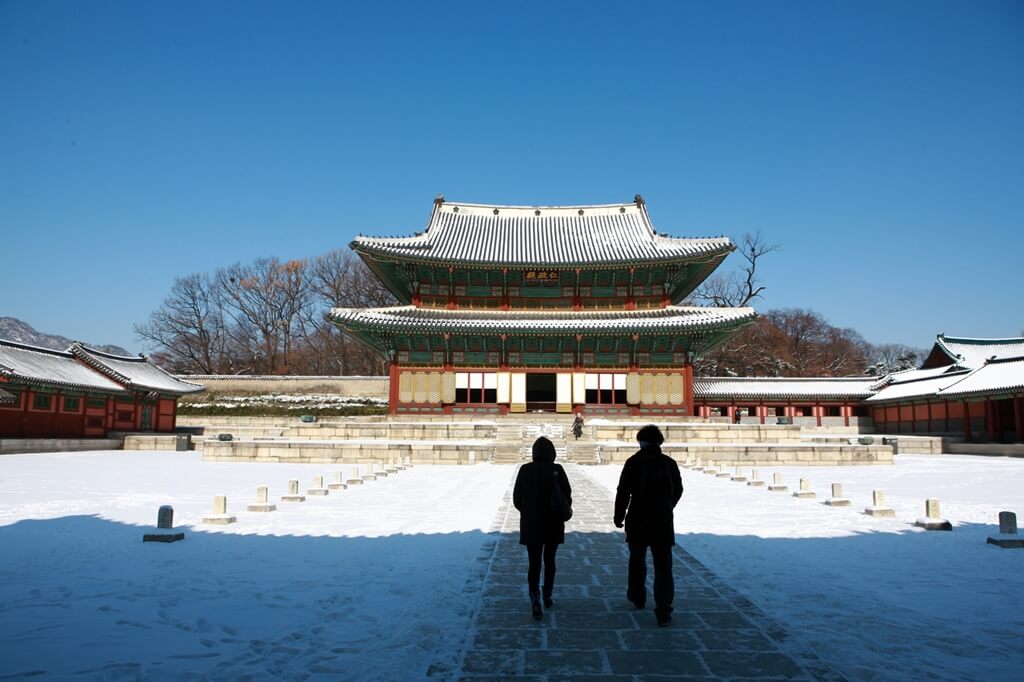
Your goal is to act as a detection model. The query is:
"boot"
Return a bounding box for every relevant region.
[542,586,553,609]
[530,590,543,620]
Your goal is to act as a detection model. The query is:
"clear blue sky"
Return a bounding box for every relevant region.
[2,0,1022,354]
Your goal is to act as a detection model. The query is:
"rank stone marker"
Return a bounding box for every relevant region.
[281,479,306,502]
[202,495,237,525]
[375,462,389,478]
[362,464,377,482]
[793,478,816,499]
[247,486,277,512]
[692,456,704,472]
[704,459,719,475]
[347,465,364,485]
[747,468,765,487]
[143,505,185,543]
[731,466,747,483]
[825,483,851,507]
[987,511,1024,549]
[865,489,896,518]
[308,475,330,496]
[716,463,732,478]
[914,498,952,531]
[768,472,789,493]
[328,471,348,491]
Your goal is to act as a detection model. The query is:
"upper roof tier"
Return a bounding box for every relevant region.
[69,344,204,395]
[351,197,735,268]
[921,334,1024,370]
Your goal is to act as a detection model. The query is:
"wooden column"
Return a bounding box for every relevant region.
[987,400,998,443]
[684,364,694,416]
[963,400,972,442]
[388,361,400,415]
[1014,397,1023,444]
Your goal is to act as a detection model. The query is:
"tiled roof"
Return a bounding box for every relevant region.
[694,377,877,400]
[351,200,735,267]
[329,305,756,333]
[864,371,969,403]
[924,335,1024,370]
[70,344,205,395]
[0,386,15,404]
[937,357,1024,399]
[0,340,126,393]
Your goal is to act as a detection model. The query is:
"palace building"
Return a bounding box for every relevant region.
[330,195,757,416]
[0,340,203,438]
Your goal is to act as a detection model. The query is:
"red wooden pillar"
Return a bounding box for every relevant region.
[684,364,694,417]
[388,361,400,415]
[911,403,917,433]
[926,402,933,433]
[987,400,998,443]
[759,401,765,425]
[1014,397,1023,444]
[843,404,850,427]
[963,400,972,442]
[815,403,822,428]
[944,400,950,433]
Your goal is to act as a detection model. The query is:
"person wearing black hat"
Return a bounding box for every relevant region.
[513,436,573,620]
[613,424,683,626]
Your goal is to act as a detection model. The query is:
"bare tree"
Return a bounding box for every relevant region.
[134,273,230,373]
[864,343,925,376]
[218,258,312,374]
[689,232,779,307]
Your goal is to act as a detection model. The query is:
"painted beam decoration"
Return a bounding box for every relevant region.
[330,195,756,416]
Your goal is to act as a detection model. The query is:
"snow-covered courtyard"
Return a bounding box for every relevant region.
[1,451,1021,680]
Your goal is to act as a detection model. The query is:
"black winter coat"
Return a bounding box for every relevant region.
[613,445,683,546]
[513,457,572,546]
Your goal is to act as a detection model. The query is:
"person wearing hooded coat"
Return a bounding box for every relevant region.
[613,424,683,626]
[513,436,572,619]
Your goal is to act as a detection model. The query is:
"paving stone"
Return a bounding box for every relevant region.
[619,628,701,651]
[461,649,521,676]
[545,628,622,651]
[472,628,544,650]
[606,649,709,676]
[702,651,808,679]
[523,650,605,676]
[695,627,777,652]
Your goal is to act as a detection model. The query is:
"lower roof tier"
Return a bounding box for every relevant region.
[329,305,756,360]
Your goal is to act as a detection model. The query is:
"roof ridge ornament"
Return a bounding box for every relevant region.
[434,193,445,206]
[634,194,645,207]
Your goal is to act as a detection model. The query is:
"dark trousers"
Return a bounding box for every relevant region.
[526,543,559,595]
[627,542,674,616]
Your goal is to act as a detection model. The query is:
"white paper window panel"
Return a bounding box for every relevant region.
[599,374,612,390]
[585,374,599,389]
[572,373,586,403]
[455,373,469,389]
[556,373,572,402]
[510,373,526,403]
[614,374,626,389]
[496,372,511,403]
[484,373,497,389]
[469,373,483,389]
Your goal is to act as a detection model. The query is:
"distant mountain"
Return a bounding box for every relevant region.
[0,317,130,356]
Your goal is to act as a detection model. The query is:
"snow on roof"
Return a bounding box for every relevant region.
[924,335,1024,370]
[329,305,756,333]
[69,344,204,395]
[937,357,1024,399]
[694,377,877,400]
[864,370,970,403]
[0,339,126,393]
[351,199,735,266]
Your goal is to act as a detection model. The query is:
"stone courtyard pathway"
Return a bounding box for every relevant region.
[446,464,844,681]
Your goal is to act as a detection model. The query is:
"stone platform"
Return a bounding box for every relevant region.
[431,464,843,680]
[193,416,894,466]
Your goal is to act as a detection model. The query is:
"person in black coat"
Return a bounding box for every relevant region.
[613,424,683,626]
[513,436,572,619]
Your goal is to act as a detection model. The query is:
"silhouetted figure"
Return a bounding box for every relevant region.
[572,412,584,440]
[513,436,573,620]
[613,424,683,626]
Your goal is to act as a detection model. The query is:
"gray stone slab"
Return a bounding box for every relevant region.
[606,649,708,676]
[523,650,605,676]
[545,628,622,651]
[695,627,777,652]
[702,651,808,678]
